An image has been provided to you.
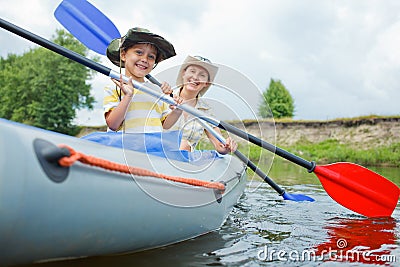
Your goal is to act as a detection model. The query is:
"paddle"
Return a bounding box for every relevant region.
[52,0,400,217]
[3,18,398,218]
[144,78,398,212]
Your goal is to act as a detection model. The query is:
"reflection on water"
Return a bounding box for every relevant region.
[314,217,397,264]
[22,162,399,267]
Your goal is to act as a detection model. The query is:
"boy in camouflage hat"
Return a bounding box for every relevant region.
[103,27,182,132]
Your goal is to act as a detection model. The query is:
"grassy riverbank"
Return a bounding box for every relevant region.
[240,140,400,167]
[205,115,400,167]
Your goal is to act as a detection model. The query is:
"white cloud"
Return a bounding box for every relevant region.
[74,107,105,127]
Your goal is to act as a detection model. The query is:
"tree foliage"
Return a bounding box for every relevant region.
[0,29,96,135]
[258,79,295,119]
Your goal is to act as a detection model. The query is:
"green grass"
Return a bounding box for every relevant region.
[254,114,400,124]
[198,138,400,167]
[286,139,400,167]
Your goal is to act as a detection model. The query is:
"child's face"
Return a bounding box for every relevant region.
[182,65,209,93]
[121,43,158,81]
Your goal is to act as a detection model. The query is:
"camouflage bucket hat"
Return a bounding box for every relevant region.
[106,27,176,67]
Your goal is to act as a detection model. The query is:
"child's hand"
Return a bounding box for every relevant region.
[111,74,134,97]
[218,137,238,154]
[160,81,173,95]
[169,95,183,111]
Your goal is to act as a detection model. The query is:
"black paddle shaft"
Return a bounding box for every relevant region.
[234,150,285,195]
[219,121,316,172]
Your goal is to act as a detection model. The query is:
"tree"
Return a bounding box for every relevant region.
[0,29,96,135]
[258,79,295,119]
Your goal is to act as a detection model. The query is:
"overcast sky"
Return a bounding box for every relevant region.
[1,0,399,126]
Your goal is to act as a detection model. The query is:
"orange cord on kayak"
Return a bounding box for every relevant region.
[57,144,225,191]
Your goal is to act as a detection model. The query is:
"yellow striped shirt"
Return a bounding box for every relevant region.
[103,82,170,133]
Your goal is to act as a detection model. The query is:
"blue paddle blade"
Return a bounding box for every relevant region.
[54,0,120,55]
[282,192,315,202]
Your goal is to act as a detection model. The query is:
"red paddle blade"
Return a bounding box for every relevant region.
[314,163,399,217]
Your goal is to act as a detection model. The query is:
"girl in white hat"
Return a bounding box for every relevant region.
[166,55,237,154]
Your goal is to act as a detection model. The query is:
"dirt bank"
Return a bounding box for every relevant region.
[229,116,400,149]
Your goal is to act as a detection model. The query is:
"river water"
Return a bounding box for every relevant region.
[24,162,399,267]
